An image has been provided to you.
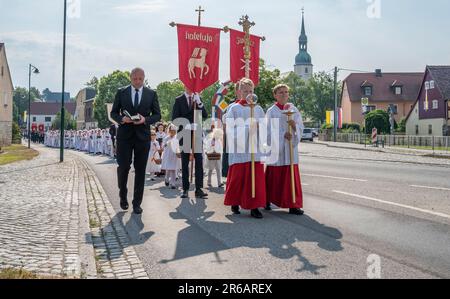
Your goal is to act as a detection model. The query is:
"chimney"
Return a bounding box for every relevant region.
[375,69,382,77]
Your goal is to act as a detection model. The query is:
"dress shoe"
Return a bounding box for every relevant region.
[265,203,272,211]
[289,208,304,216]
[195,189,208,198]
[218,183,225,188]
[231,206,241,215]
[181,191,189,199]
[165,181,170,187]
[133,207,143,215]
[120,200,129,211]
[251,209,263,219]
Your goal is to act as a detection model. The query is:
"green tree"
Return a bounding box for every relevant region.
[93,70,131,128]
[364,110,390,134]
[156,79,185,121]
[255,59,281,109]
[85,76,99,92]
[301,72,341,124]
[13,86,41,125]
[12,122,21,144]
[281,71,307,110]
[52,108,76,130]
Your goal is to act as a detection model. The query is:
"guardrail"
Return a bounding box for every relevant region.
[319,132,450,152]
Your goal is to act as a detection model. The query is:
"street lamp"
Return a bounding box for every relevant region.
[28,64,40,149]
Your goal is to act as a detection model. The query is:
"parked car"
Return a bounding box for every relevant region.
[302,128,314,142]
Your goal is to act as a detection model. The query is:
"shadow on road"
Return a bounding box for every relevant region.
[160,197,343,275]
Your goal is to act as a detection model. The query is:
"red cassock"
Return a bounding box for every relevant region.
[224,162,266,210]
[265,165,303,209]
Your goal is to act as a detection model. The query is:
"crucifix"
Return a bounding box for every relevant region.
[196,6,205,26]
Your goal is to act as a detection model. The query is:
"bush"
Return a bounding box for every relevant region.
[321,123,333,130]
[396,118,406,133]
[12,122,21,144]
[342,123,361,132]
[364,110,390,134]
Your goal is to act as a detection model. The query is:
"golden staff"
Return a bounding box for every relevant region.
[239,15,256,198]
[283,110,296,204]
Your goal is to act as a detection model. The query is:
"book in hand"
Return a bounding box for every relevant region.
[123,110,141,122]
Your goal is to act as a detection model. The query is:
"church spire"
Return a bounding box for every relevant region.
[299,7,308,51]
[294,7,313,80]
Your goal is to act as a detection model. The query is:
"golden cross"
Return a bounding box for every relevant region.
[238,15,255,78]
[196,6,205,26]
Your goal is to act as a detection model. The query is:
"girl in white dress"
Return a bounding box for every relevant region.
[147,131,162,181]
[161,124,179,189]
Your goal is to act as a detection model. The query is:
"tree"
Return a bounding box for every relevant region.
[86,76,99,92]
[52,108,76,130]
[301,72,341,124]
[255,59,281,109]
[281,71,307,111]
[156,79,185,121]
[93,70,131,128]
[13,86,41,125]
[364,110,390,134]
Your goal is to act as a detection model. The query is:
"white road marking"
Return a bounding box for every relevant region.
[303,174,368,182]
[410,185,450,192]
[333,190,450,220]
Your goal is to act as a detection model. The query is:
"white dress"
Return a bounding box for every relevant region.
[147,140,162,173]
[161,136,179,171]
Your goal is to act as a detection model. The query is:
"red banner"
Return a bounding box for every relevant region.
[177,24,221,93]
[230,29,261,86]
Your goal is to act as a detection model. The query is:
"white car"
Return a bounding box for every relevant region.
[301,128,314,142]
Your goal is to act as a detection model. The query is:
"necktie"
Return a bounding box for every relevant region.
[134,89,139,108]
[188,96,193,109]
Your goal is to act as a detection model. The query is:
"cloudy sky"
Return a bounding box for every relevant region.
[1,0,449,96]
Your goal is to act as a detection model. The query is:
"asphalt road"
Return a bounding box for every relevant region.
[67,143,450,279]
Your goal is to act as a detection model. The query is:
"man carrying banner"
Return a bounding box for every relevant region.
[224,78,266,219]
[265,84,304,215]
[172,86,209,199]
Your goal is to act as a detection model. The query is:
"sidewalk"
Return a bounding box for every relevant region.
[0,145,148,279]
[315,140,450,158]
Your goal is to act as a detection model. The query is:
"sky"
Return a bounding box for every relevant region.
[1,0,449,97]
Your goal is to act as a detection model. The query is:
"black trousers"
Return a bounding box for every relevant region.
[181,152,204,192]
[116,138,150,208]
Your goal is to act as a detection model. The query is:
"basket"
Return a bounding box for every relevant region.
[207,152,221,161]
[153,159,162,165]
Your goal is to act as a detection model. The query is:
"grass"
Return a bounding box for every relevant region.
[0,268,40,279]
[0,145,39,166]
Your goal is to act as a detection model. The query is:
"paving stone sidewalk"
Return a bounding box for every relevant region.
[0,145,148,279]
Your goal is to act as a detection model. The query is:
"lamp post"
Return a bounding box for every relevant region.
[60,0,67,163]
[28,64,40,149]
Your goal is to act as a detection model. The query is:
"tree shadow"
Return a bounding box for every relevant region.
[160,198,343,275]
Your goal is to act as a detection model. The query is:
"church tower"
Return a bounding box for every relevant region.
[294,9,313,80]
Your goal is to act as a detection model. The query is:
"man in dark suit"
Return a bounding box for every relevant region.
[110,68,161,214]
[109,123,117,157]
[172,86,208,199]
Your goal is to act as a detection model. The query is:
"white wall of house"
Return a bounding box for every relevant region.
[26,114,56,131]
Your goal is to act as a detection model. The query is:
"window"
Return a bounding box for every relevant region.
[45,117,51,122]
[389,104,398,115]
[395,87,402,95]
[305,67,309,74]
[1,66,3,77]
[430,81,435,89]
[364,87,372,96]
[32,117,36,122]
[429,125,433,135]
[415,125,419,135]
[432,100,439,110]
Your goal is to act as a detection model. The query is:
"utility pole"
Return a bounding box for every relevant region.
[60,0,67,163]
[333,66,338,142]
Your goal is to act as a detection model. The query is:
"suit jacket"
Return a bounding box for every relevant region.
[110,85,161,142]
[171,94,208,147]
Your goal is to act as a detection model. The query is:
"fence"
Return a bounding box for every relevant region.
[319,132,450,152]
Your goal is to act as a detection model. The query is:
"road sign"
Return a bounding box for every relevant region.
[372,128,378,145]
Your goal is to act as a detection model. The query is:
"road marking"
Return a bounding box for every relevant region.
[303,174,368,182]
[410,185,450,192]
[333,190,450,220]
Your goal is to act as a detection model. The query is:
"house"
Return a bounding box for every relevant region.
[42,88,71,103]
[341,69,423,125]
[406,66,450,136]
[0,43,14,147]
[27,102,76,132]
[74,87,97,130]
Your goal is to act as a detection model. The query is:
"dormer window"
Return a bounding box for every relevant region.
[430,81,435,89]
[395,87,402,95]
[364,87,372,96]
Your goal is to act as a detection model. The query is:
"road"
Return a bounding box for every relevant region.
[67,142,450,279]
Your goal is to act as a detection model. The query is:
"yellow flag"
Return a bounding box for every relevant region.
[425,89,429,111]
